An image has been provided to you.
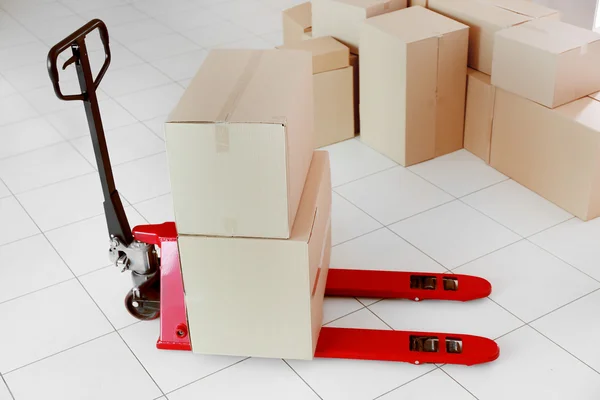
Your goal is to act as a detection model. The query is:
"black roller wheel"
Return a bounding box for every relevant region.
[125,290,160,320]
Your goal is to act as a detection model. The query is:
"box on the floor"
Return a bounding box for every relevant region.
[360,6,468,166]
[492,18,600,108]
[408,0,427,5]
[350,53,360,133]
[311,0,407,54]
[279,36,354,148]
[165,49,314,239]
[464,68,495,163]
[283,2,312,45]
[428,0,559,74]
[490,88,600,221]
[178,151,332,360]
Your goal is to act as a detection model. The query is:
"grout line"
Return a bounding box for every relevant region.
[384,226,451,273]
[527,287,600,325]
[372,367,440,400]
[381,198,457,229]
[439,368,480,400]
[491,324,527,342]
[450,239,523,271]
[456,177,511,200]
[457,197,525,239]
[330,226,383,249]
[323,303,368,327]
[365,307,394,330]
[1,373,16,400]
[0,276,77,307]
[525,216,576,239]
[487,298,527,325]
[164,357,251,396]
[331,164,398,189]
[282,360,324,400]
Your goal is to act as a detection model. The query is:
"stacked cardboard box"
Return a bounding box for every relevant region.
[164,49,333,359]
[278,36,355,147]
[488,18,600,221]
[282,2,313,45]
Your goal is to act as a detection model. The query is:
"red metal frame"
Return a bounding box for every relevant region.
[129,222,499,366]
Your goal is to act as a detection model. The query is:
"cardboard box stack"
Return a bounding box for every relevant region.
[464,68,495,163]
[165,49,333,359]
[279,36,355,147]
[360,6,469,166]
[282,2,313,44]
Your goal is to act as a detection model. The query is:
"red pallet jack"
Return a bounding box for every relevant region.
[47,20,500,366]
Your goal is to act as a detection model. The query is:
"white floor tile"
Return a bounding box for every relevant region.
[0,196,40,246]
[2,62,57,92]
[331,192,382,246]
[120,320,244,393]
[0,180,9,198]
[0,41,47,72]
[25,15,87,47]
[153,5,224,31]
[132,0,199,18]
[167,358,319,400]
[3,333,162,400]
[0,142,93,194]
[182,20,254,47]
[229,10,282,36]
[0,234,73,304]
[336,167,454,225]
[0,280,113,373]
[61,0,131,13]
[142,114,168,140]
[79,5,148,27]
[370,297,523,340]
[0,25,37,49]
[115,83,184,121]
[110,18,174,46]
[89,43,145,74]
[532,290,600,372]
[323,297,364,324]
[261,30,283,46]
[455,241,599,322]
[390,201,521,269]
[323,138,397,187]
[0,117,64,160]
[16,173,107,231]
[21,84,87,115]
[71,122,166,167]
[379,369,476,400]
[134,193,174,223]
[0,76,16,98]
[408,149,508,198]
[4,1,73,22]
[215,35,278,49]
[443,326,600,400]
[0,93,37,126]
[46,207,146,276]
[46,99,137,140]
[79,266,140,330]
[462,180,573,237]
[113,152,172,203]
[100,63,171,98]
[325,307,391,330]
[0,378,10,400]
[530,218,600,281]
[287,354,435,400]
[151,49,208,81]
[331,228,446,273]
[128,34,200,62]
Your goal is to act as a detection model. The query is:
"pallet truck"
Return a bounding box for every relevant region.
[47,19,500,366]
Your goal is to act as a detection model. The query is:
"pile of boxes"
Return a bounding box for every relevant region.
[165,49,332,359]
[162,0,600,360]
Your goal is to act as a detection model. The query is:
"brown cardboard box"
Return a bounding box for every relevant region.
[179,151,332,359]
[165,49,314,239]
[428,0,559,74]
[283,2,312,45]
[409,0,428,5]
[491,19,600,108]
[360,6,469,166]
[311,0,407,54]
[490,88,600,221]
[464,68,495,163]
[279,37,355,147]
[350,53,360,133]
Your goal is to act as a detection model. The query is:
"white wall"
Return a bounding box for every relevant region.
[533,0,597,30]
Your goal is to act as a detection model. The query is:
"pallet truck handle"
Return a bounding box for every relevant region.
[47,19,111,101]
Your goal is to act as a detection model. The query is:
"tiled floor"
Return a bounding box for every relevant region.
[1,0,600,399]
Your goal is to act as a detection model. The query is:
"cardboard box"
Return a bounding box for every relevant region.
[360,6,469,166]
[279,37,355,147]
[428,0,559,74]
[491,18,600,108]
[283,2,312,45]
[409,0,428,5]
[464,68,495,163]
[165,49,314,239]
[350,53,360,133]
[179,151,332,359]
[490,88,600,221]
[312,0,407,54]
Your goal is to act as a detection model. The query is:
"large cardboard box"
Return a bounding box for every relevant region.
[428,0,559,74]
[179,151,332,359]
[490,88,600,221]
[360,6,469,166]
[311,0,407,54]
[279,37,354,148]
[491,19,600,108]
[464,68,495,163]
[165,49,314,239]
[283,2,312,45]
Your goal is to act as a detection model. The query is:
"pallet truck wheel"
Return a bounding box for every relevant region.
[125,291,160,321]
